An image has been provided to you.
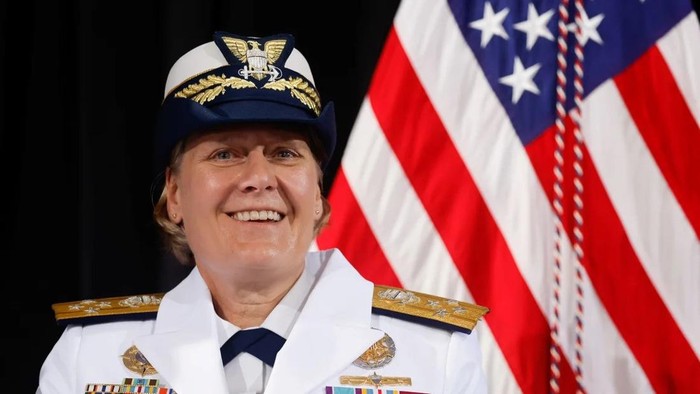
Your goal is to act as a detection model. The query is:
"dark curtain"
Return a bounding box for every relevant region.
[1,0,399,389]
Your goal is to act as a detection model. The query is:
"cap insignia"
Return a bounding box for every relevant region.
[221,36,287,82]
[353,333,396,370]
[169,32,322,116]
[121,345,158,376]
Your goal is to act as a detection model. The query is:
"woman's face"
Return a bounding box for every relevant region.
[166,125,323,278]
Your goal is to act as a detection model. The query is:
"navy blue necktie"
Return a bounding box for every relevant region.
[220,328,286,367]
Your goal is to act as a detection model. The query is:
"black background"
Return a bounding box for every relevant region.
[2,1,698,391]
[2,1,401,389]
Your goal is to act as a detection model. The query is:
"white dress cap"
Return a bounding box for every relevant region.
[163,41,316,99]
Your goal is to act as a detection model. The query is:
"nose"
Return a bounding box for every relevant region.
[238,150,276,193]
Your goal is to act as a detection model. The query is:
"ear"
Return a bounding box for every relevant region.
[165,168,181,223]
[314,183,323,218]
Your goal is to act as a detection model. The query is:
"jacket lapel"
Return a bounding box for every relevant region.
[133,268,229,394]
[265,249,384,394]
[127,249,380,394]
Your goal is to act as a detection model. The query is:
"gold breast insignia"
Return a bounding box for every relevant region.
[353,333,396,369]
[121,345,157,376]
[340,372,412,388]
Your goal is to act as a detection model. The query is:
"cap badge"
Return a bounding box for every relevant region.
[121,345,158,376]
[172,35,321,116]
[353,333,396,369]
[222,36,287,82]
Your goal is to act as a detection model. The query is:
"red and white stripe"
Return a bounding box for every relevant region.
[315,1,700,393]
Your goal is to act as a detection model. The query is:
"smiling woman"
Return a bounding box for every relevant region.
[36,31,490,394]
[161,126,326,322]
[159,126,327,269]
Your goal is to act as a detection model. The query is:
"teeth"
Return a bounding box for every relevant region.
[233,210,282,222]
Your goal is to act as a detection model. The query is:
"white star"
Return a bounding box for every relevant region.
[567,8,604,46]
[469,2,510,48]
[513,3,555,50]
[499,57,541,103]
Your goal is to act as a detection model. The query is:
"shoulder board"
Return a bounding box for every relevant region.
[52,293,165,326]
[371,285,489,334]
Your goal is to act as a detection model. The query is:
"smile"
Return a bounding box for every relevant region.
[231,210,283,222]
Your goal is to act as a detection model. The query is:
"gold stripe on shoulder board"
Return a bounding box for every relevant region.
[372,285,489,332]
[52,293,165,322]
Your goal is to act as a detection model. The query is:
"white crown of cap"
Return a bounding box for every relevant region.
[163,40,315,99]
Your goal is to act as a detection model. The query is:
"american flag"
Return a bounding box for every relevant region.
[314,0,700,392]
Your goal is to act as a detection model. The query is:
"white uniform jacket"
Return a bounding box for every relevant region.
[37,248,488,394]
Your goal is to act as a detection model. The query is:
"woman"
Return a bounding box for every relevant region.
[37,31,489,394]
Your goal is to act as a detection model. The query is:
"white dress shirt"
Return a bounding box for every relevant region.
[216,266,314,393]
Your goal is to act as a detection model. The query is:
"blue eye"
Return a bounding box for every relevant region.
[274,149,299,159]
[214,151,233,160]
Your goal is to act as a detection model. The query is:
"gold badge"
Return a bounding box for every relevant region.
[121,345,157,376]
[340,372,412,388]
[353,333,396,369]
[221,36,287,81]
